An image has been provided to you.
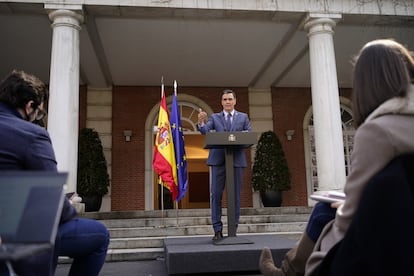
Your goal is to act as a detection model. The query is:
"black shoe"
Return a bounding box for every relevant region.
[212,231,223,241]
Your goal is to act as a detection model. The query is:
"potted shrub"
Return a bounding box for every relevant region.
[252,130,291,207]
[77,128,109,212]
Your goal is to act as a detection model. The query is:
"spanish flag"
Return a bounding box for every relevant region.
[153,88,178,200]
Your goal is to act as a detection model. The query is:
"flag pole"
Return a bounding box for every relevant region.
[174,201,179,226]
[174,80,179,227]
[159,176,165,227]
[161,76,164,97]
[160,76,165,227]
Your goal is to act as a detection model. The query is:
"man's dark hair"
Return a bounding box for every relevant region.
[352,40,413,127]
[222,89,236,99]
[0,70,48,109]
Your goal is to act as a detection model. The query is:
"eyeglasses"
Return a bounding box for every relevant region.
[35,108,47,121]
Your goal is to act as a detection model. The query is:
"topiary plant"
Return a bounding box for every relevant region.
[77,128,109,203]
[252,130,291,193]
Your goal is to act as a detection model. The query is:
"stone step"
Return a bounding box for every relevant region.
[100,213,310,228]
[108,231,303,250]
[80,207,313,220]
[106,247,165,262]
[109,236,165,249]
[107,222,307,239]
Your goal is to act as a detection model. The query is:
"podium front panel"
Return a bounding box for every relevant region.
[204,132,258,149]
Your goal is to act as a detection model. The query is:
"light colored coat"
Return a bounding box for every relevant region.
[306,85,414,275]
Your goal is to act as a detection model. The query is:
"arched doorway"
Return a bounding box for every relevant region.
[144,94,212,210]
[303,97,355,205]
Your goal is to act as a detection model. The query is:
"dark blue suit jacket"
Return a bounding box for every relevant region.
[315,153,414,276]
[198,110,251,167]
[0,102,77,223]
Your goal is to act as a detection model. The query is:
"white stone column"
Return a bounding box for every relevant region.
[47,8,83,193]
[304,15,346,191]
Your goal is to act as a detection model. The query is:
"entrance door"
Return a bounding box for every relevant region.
[179,160,210,209]
[178,135,210,209]
[154,134,210,209]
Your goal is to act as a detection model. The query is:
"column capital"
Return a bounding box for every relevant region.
[304,14,341,36]
[47,8,84,30]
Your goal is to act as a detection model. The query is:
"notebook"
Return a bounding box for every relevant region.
[310,190,346,203]
[0,171,67,261]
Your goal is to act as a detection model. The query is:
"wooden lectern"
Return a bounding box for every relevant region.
[205,131,258,245]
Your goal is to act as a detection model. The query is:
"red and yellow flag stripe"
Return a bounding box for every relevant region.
[153,90,178,200]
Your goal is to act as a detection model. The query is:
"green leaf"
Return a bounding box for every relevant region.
[251,131,291,192]
[77,128,109,197]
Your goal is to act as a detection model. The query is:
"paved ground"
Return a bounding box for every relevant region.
[56,259,169,276]
[55,259,262,276]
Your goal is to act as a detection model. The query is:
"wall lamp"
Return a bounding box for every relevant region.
[123,130,132,142]
[285,129,295,141]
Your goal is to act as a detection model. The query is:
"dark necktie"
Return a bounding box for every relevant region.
[226,113,232,131]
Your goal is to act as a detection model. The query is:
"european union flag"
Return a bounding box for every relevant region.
[171,89,188,202]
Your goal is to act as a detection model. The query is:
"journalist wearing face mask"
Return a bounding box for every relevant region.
[0,70,110,276]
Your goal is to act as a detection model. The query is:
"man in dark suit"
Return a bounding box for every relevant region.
[0,70,109,276]
[197,89,251,241]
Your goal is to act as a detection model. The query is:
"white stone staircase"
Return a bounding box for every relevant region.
[67,207,312,262]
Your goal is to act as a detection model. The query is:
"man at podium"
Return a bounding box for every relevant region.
[197,89,251,241]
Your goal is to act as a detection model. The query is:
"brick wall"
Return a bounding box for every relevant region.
[272,87,312,206]
[111,86,253,211]
[82,85,351,211]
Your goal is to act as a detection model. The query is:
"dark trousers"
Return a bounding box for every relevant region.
[306,202,336,243]
[10,218,109,276]
[210,165,244,233]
